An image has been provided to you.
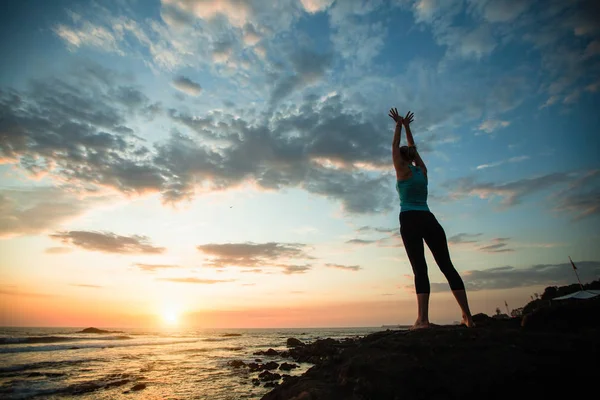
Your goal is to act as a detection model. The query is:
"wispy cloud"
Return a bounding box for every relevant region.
[325,263,361,271]
[0,286,57,298]
[45,247,74,254]
[50,231,165,254]
[448,232,483,244]
[70,284,102,288]
[445,171,576,208]
[477,119,511,134]
[157,277,235,284]
[134,263,181,272]
[477,237,514,253]
[476,155,529,170]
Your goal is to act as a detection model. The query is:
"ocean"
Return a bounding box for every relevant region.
[0,326,391,399]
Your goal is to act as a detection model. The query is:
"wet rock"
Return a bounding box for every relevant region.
[255,348,279,356]
[228,360,246,368]
[263,361,279,370]
[279,362,299,371]
[286,338,305,347]
[259,370,281,381]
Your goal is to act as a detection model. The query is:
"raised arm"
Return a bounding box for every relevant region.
[403,111,415,146]
[402,111,427,176]
[389,108,406,173]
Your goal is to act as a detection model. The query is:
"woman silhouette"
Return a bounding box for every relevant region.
[389,108,474,329]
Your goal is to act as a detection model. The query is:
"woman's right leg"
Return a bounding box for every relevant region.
[400,212,431,329]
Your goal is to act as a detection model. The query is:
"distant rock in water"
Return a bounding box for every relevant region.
[78,327,123,334]
[286,338,305,347]
[222,333,242,337]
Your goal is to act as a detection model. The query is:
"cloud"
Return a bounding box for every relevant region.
[325,263,362,271]
[49,231,165,254]
[584,39,600,59]
[448,232,483,244]
[135,263,181,272]
[0,187,108,239]
[269,48,333,104]
[53,22,123,54]
[70,284,102,288]
[157,277,234,284]
[477,119,510,134]
[2,66,403,214]
[45,247,74,254]
[0,286,56,298]
[171,76,202,96]
[356,226,397,234]
[300,0,335,13]
[550,169,600,220]
[477,237,514,253]
[445,171,575,208]
[457,260,600,292]
[345,239,377,245]
[197,242,314,273]
[476,155,529,170]
[472,0,533,23]
[281,264,312,274]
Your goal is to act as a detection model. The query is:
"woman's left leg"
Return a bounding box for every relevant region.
[423,213,474,327]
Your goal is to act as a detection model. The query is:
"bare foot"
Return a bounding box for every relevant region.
[409,321,431,330]
[461,316,475,328]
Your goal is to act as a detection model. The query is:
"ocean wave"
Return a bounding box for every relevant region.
[0,339,198,354]
[0,358,105,375]
[0,335,133,345]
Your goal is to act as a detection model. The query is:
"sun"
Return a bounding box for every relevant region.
[161,306,180,325]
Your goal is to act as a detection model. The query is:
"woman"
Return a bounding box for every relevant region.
[389,107,474,329]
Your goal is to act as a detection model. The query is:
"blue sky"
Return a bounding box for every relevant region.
[0,0,599,328]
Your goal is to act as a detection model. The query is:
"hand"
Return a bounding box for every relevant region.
[403,111,414,126]
[388,108,402,124]
[401,111,415,126]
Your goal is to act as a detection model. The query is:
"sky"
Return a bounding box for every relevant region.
[0,0,599,329]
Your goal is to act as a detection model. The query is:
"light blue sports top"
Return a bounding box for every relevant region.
[396,164,430,212]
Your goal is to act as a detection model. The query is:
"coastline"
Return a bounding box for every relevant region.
[251,301,600,399]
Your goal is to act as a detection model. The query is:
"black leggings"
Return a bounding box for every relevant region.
[400,211,465,294]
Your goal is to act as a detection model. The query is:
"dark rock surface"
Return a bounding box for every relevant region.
[261,302,600,400]
[78,327,123,334]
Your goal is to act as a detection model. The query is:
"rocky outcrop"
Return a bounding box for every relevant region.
[260,314,599,400]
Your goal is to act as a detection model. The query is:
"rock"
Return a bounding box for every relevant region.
[279,362,299,371]
[131,383,146,391]
[260,324,600,400]
[222,333,242,337]
[255,348,279,356]
[259,370,281,381]
[79,327,122,334]
[286,338,305,347]
[255,359,262,362]
[252,378,261,386]
[248,362,261,372]
[263,361,279,370]
[228,360,246,368]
